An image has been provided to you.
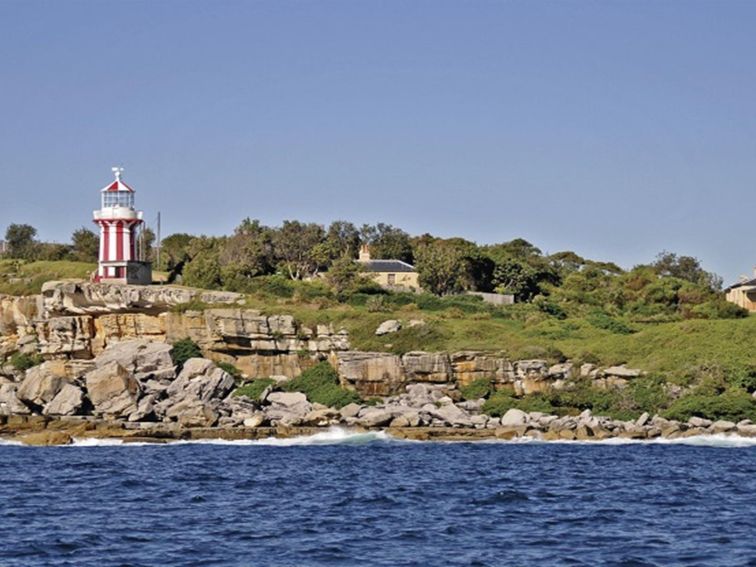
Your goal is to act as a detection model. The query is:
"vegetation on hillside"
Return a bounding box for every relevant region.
[3,218,753,420]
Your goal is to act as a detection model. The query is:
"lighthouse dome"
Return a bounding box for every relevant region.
[100,167,135,209]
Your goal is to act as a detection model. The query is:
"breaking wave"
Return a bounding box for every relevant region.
[5,430,756,448]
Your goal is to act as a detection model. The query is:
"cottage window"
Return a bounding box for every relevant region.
[388,274,396,285]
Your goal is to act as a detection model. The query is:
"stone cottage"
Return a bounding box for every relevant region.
[357,245,420,291]
[725,270,756,312]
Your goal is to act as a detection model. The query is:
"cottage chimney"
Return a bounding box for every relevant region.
[358,244,371,262]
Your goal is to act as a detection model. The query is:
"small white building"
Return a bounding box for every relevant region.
[725,268,756,312]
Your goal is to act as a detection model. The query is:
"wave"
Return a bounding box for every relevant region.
[176,427,397,447]
[7,430,756,449]
[58,428,397,448]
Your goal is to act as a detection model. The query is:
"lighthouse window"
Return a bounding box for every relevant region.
[103,192,134,208]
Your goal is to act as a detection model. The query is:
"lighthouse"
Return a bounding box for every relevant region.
[92,167,152,285]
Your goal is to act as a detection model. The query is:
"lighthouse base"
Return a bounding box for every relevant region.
[95,261,152,285]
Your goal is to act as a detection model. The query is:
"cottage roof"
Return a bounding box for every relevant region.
[362,259,416,273]
[725,277,756,292]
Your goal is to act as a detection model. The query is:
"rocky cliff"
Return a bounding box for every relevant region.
[6,281,745,445]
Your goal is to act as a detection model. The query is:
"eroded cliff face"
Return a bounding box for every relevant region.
[0,281,639,399]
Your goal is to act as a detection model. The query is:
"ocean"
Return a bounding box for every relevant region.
[1,429,755,566]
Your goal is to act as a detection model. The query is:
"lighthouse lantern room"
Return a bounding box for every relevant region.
[93,167,152,285]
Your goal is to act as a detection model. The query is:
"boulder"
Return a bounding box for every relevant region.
[128,395,156,422]
[0,384,31,415]
[85,361,140,418]
[688,416,712,428]
[17,362,67,408]
[357,408,394,427]
[547,363,573,379]
[635,412,650,427]
[603,366,641,379]
[265,391,312,426]
[303,408,339,426]
[499,408,527,427]
[243,413,265,428]
[166,358,235,403]
[375,320,402,336]
[432,403,473,427]
[736,423,756,437]
[166,399,220,428]
[43,383,85,416]
[710,420,736,433]
[94,339,174,381]
[339,403,363,419]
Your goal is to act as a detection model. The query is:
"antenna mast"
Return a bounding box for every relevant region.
[156,211,161,269]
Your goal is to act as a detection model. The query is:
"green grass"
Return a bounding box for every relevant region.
[0,259,96,295]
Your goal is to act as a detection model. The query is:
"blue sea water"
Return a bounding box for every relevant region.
[1,430,756,567]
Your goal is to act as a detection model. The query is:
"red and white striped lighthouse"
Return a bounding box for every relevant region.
[93,167,151,284]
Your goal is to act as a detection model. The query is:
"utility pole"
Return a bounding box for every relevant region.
[156,211,161,270]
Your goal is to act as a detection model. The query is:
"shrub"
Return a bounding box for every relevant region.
[10,352,43,371]
[627,375,670,415]
[534,297,567,320]
[217,361,243,381]
[731,366,756,393]
[663,389,756,422]
[586,310,634,334]
[691,299,749,320]
[460,378,493,401]
[233,378,275,401]
[171,338,203,370]
[482,390,554,416]
[366,295,390,313]
[545,380,622,415]
[283,362,361,408]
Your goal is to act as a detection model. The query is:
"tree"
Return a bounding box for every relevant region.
[360,223,414,263]
[4,224,38,259]
[182,237,223,289]
[71,227,99,262]
[139,228,156,262]
[219,219,275,287]
[326,256,365,295]
[493,258,542,301]
[415,240,472,296]
[324,221,360,261]
[159,233,194,272]
[272,220,326,280]
[652,251,723,291]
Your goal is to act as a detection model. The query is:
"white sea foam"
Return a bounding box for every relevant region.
[482,433,756,448]
[6,429,756,448]
[70,437,128,447]
[174,427,397,447]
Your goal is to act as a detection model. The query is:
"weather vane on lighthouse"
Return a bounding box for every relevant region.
[92,167,153,285]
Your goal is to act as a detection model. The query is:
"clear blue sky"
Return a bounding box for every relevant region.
[1,0,754,283]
